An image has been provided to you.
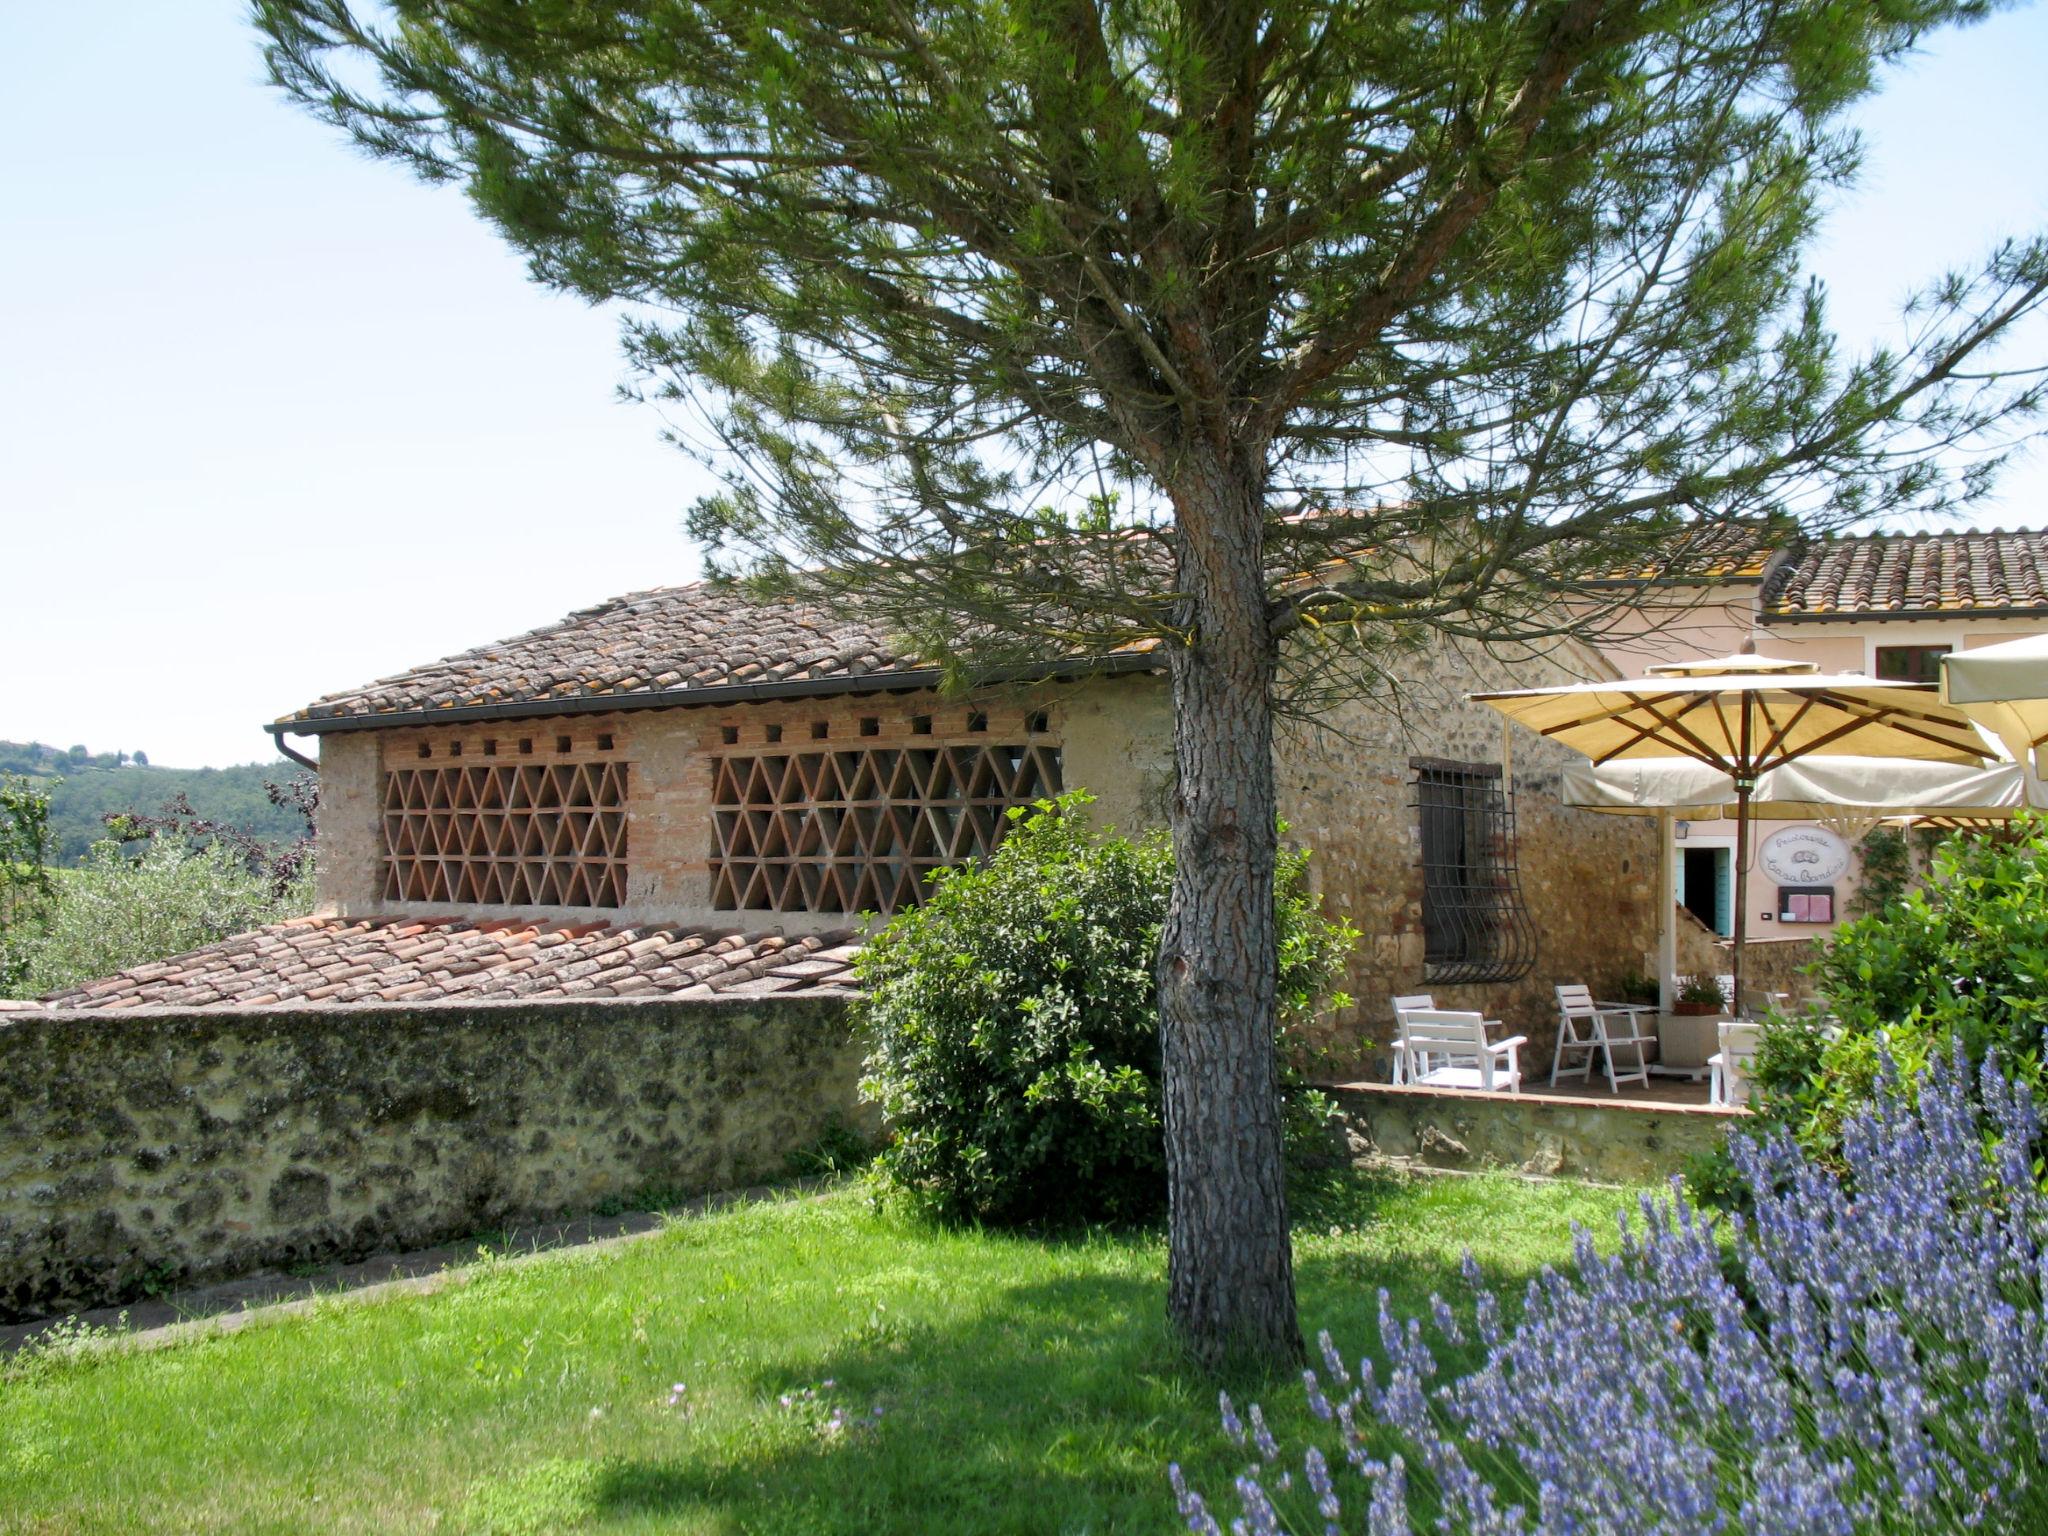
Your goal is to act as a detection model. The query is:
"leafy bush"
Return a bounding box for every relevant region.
[1849,824,1914,916]
[1609,967,1659,1006]
[0,775,57,993]
[6,835,315,998]
[855,791,1356,1226]
[1177,1046,2048,1534]
[1675,972,1725,1006]
[1731,815,2048,1170]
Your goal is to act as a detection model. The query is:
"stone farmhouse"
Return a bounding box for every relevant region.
[36,569,1680,1064]
[35,525,2048,1051]
[11,526,2046,1320]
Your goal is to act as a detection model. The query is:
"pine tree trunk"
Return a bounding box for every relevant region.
[1158,446,1302,1369]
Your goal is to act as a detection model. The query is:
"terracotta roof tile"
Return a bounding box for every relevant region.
[31,919,860,1011]
[277,568,1170,727]
[1763,529,2048,619]
[1579,523,1783,585]
[278,582,936,725]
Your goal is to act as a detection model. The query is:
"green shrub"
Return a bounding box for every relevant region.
[0,775,57,994]
[1692,815,2048,1195]
[7,835,315,998]
[854,791,1356,1226]
[1850,823,1915,916]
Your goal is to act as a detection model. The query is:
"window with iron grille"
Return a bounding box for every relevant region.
[711,742,1062,915]
[382,761,629,908]
[1411,759,1537,983]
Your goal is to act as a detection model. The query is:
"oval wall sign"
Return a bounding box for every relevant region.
[1758,825,1853,886]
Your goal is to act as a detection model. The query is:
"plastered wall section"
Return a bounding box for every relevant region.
[0,994,863,1323]
[312,682,1159,936]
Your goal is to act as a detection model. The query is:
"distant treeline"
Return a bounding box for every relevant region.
[0,740,314,864]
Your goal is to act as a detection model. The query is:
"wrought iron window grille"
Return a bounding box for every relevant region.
[1410,758,1538,984]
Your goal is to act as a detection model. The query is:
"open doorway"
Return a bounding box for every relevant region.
[1681,844,1733,937]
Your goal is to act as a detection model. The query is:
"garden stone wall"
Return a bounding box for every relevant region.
[0,994,862,1323]
[1333,1082,1737,1185]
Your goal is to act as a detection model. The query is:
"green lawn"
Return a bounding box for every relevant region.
[0,1171,1640,1535]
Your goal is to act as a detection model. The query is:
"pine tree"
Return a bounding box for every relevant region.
[259,0,2045,1366]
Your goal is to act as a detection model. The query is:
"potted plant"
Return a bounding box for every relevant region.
[1672,974,1726,1017]
[1613,968,1661,1006]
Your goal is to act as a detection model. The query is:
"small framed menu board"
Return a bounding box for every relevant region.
[1777,885,1835,924]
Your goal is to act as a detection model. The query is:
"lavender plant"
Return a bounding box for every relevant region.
[1175,1048,2048,1534]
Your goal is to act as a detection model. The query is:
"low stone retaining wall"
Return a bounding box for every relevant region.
[0,994,861,1322]
[1331,1082,1739,1185]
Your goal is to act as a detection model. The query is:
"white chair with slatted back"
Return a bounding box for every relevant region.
[1389,993,1435,1083]
[1396,1010,1528,1094]
[1738,988,1787,1022]
[1551,984,1655,1093]
[1709,1021,1765,1107]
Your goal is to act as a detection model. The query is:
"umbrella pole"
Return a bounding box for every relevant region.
[1732,775,1752,1016]
[1731,693,1753,1017]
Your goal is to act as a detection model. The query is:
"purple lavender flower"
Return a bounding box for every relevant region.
[1176,1045,2048,1534]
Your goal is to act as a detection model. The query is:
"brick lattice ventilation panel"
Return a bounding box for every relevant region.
[382,762,630,908]
[711,743,1062,914]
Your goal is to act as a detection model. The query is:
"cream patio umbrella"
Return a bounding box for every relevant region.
[1942,634,2048,777]
[1557,752,2031,823]
[1557,751,2033,1008]
[1471,653,1994,1007]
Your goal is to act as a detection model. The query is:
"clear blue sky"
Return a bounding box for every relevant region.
[3,2,2044,769]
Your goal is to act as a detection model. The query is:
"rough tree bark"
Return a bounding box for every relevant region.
[1157,443,1301,1366]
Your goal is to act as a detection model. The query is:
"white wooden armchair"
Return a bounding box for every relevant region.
[1389,994,1434,1083]
[1709,1021,1764,1107]
[1394,1009,1527,1094]
[1551,983,1656,1093]
[1390,994,1506,1084]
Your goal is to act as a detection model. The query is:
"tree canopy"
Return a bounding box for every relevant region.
[263,0,2042,676]
[257,0,2045,1364]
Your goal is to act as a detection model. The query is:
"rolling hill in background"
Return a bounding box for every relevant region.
[1,740,314,863]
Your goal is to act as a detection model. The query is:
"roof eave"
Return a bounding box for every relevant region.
[1760,606,2048,626]
[269,651,1165,738]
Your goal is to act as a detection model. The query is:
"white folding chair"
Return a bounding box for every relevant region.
[1551,983,1655,1093]
[1709,1021,1764,1107]
[1396,1010,1528,1094]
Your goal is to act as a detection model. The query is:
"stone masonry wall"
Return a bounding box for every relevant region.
[1334,1083,1735,1185]
[1273,636,1663,1077]
[0,994,861,1323]
[1733,935,1827,1008]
